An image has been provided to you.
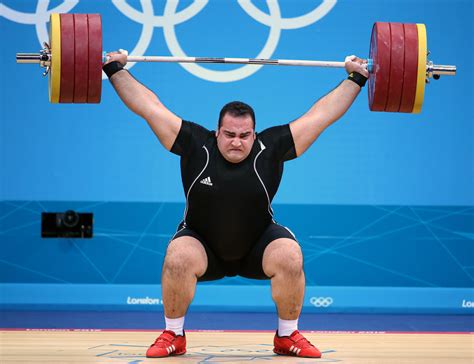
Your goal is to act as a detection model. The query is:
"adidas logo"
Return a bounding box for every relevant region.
[199,176,213,186]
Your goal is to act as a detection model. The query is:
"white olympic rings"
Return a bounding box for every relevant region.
[310,296,334,307]
[0,0,337,82]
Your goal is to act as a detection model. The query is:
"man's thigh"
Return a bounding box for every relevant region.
[171,225,226,282]
[166,235,208,278]
[238,223,298,280]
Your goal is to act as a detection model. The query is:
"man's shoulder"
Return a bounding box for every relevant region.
[171,120,214,157]
[183,120,213,134]
[182,120,215,142]
[255,124,296,162]
[257,124,291,144]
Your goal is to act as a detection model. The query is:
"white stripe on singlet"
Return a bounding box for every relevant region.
[170,225,186,241]
[253,140,275,219]
[182,145,209,226]
[274,222,297,239]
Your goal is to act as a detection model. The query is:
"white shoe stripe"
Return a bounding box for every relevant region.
[172,344,175,352]
[297,348,301,355]
[289,345,294,353]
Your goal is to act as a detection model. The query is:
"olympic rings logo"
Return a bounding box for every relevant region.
[0,0,337,82]
[310,296,333,307]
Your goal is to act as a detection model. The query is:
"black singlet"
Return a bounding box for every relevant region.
[171,120,296,261]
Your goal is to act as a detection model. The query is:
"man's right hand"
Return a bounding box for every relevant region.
[104,49,128,66]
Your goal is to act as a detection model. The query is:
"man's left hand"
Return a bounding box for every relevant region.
[344,55,369,78]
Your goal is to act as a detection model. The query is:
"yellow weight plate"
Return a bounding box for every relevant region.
[412,23,427,113]
[48,13,61,103]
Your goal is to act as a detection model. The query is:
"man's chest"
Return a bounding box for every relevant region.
[192,152,263,201]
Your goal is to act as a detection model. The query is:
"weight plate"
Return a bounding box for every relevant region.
[368,22,391,111]
[48,14,61,103]
[59,13,74,103]
[412,23,427,113]
[73,14,89,103]
[87,14,102,103]
[399,23,418,113]
[385,22,405,112]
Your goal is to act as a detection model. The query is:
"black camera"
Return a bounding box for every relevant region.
[41,210,93,238]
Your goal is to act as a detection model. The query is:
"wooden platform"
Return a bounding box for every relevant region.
[1,329,472,363]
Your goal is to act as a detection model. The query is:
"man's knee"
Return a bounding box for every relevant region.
[263,238,303,277]
[163,237,207,277]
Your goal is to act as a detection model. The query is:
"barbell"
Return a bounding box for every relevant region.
[16,13,456,113]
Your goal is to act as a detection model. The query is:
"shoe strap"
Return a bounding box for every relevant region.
[291,332,313,348]
[154,330,176,346]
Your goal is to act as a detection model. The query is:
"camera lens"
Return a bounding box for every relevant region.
[63,210,80,228]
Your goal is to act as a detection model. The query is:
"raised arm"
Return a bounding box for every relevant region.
[289,55,369,157]
[103,51,181,151]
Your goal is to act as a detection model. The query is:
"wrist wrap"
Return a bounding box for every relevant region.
[103,61,125,79]
[347,71,368,88]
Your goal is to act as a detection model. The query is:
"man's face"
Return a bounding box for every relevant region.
[216,113,256,163]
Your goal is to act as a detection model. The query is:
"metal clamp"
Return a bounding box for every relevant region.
[16,42,51,76]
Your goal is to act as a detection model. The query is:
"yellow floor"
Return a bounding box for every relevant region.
[1,330,473,363]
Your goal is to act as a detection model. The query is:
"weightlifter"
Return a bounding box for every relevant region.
[102,52,369,359]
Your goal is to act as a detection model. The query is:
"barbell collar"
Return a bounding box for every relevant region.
[17,53,46,63]
[427,62,456,77]
[16,53,41,63]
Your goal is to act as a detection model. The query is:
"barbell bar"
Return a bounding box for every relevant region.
[16,13,456,113]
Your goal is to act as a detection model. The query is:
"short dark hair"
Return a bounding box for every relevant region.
[218,101,256,129]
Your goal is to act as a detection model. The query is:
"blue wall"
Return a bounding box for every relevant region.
[1,0,472,205]
[1,0,473,313]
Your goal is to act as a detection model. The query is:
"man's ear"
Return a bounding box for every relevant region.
[215,129,219,138]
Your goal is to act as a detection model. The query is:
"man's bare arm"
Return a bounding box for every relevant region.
[104,52,181,151]
[289,56,369,157]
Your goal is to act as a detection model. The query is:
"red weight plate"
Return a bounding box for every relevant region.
[368,22,391,111]
[73,14,89,103]
[59,13,75,103]
[399,24,418,113]
[87,14,102,103]
[385,22,405,112]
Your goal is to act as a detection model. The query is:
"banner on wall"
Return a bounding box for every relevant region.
[2,284,474,314]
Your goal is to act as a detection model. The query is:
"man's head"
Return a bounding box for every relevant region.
[216,101,256,164]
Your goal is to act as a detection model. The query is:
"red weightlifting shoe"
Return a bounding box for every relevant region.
[273,330,321,358]
[146,330,186,358]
